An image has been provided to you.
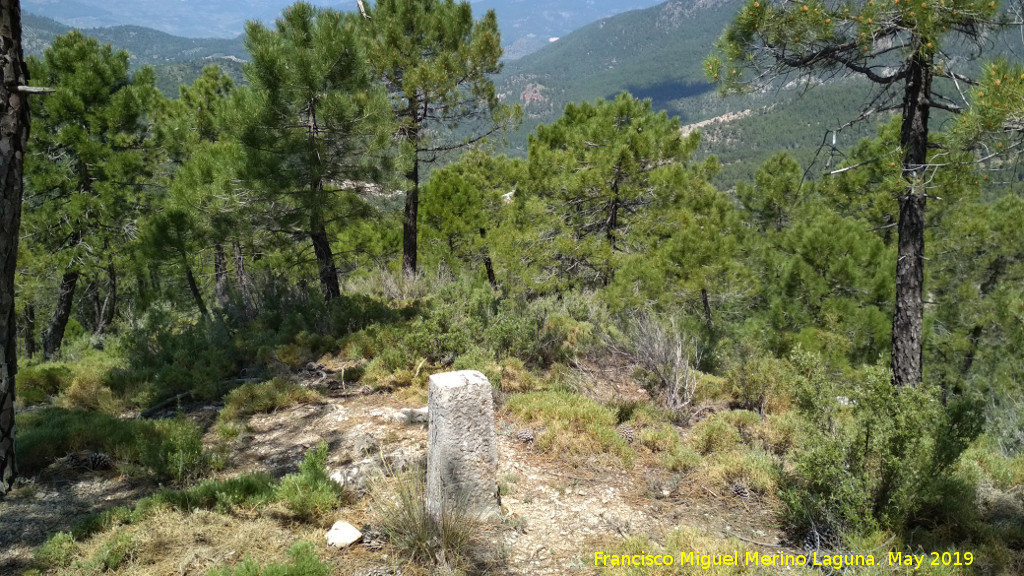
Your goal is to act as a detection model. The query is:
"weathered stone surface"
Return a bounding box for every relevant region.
[326,520,362,548]
[329,447,426,492]
[426,370,499,522]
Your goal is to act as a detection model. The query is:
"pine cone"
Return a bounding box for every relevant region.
[731,481,750,499]
[616,423,636,444]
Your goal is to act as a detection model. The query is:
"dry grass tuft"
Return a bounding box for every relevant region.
[51,508,325,575]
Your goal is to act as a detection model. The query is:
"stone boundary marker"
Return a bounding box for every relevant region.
[426,370,499,522]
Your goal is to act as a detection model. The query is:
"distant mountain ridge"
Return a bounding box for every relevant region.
[23,0,666,60]
[495,0,903,184]
[22,12,248,96]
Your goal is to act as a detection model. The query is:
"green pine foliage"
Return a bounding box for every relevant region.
[9,1,1024,569]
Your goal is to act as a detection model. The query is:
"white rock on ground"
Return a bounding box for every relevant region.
[325,520,362,548]
[390,406,429,425]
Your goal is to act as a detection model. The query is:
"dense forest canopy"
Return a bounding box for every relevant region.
[2,0,1024,574]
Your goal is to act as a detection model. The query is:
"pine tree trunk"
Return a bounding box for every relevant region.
[310,217,341,301]
[185,263,209,319]
[892,51,931,388]
[42,270,79,360]
[480,227,497,290]
[213,243,229,309]
[22,304,35,359]
[90,263,116,336]
[403,124,420,275]
[0,0,29,495]
[233,242,257,316]
[701,288,714,330]
[98,259,116,333]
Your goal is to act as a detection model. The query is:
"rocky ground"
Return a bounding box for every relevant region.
[0,375,790,575]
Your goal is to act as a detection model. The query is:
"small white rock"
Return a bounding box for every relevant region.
[326,520,362,548]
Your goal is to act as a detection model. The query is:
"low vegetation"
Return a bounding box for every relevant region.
[5,0,1024,574]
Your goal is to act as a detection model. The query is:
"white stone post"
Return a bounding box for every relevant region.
[426,370,499,522]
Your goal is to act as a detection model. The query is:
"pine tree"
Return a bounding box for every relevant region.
[421,149,524,288]
[525,93,705,291]
[147,65,248,316]
[362,0,518,275]
[24,31,161,358]
[0,0,31,497]
[706,0,1008,387]
[238,2,393,300]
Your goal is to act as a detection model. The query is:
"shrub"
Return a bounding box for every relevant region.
[141,415,207,483]
[275,442,344,523]
[662,444,702,472]
[689,415,742,455]
[16,407,207,481]
[704,448,779,495]
[624,311,702,423]
[137,474,276,516]
[726,355,795,414]
[33,532,76,570]
[782,353,984,537]
[218,379,320,423]
[85,531,136,571]
[17,364,73,404]
[206,541,331,576]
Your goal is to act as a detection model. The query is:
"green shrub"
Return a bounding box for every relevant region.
[275,343,313,370]
[138,474,276,517]
[33,532,76,569]
[85,531,136,571]
[17,408,138,473]
[638,423,683,453]
[17,364,74,404]
[16,407,208,481]
[662,444,702,472]
[206,541,332,576]
[726,355,795,413]
[782,354,984,537]
[71,507,134,541]
[219,379,320,423]
[275,442,344,522]
[689,416,742,455]
[141,416,207,483]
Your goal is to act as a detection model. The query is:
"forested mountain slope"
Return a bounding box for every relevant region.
[22,12,247,96]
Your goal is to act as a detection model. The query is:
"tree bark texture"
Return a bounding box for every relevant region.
[213,243,229,309]
[97,258,116,333]
[233,242,257,316]
[892,51,931,388]
[402,125,420,275]
[185,264,209,319]
[480,228,497,290]
[310,217,341,301]
[42,270,78,360]
[0,0,30,495]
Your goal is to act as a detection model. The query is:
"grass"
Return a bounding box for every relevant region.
[217,378,322,423]
[505,389,635,467]
[206,541,332,576]
[42,508,326,576]
[15,407,206,481]
[689,415,743,455]
[371,467,501,573]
